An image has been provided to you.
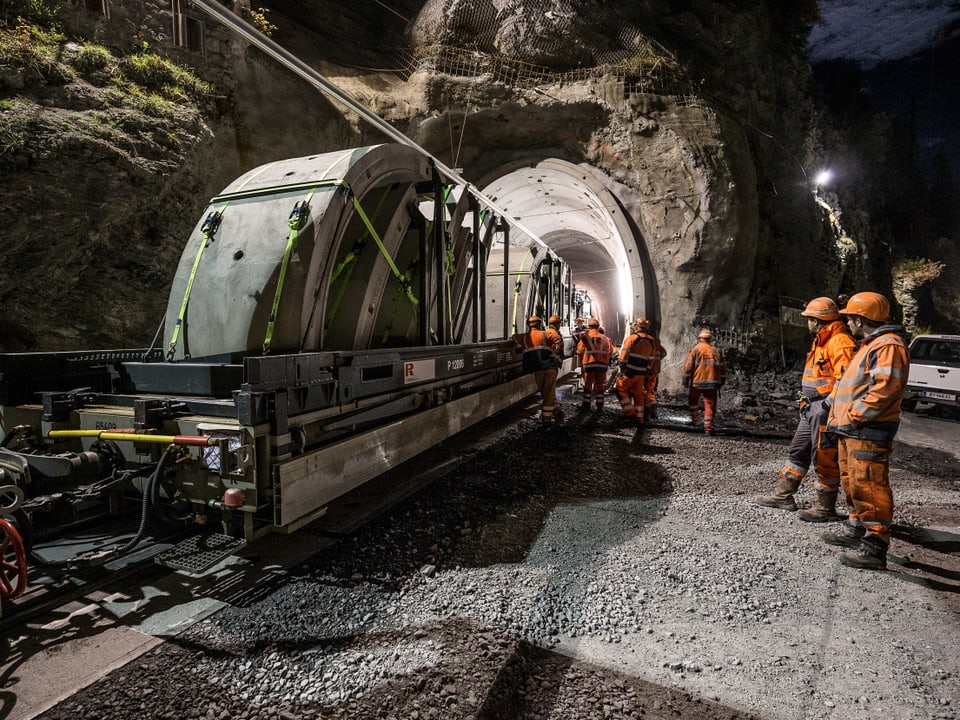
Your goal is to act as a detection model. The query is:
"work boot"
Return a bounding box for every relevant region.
[755,475,801,511]
[798,489,843,523]
[580,402,590,411]
[821,521,865,548]
[595,400,603,412]
[840,536,888,571]
[647,404,659,421]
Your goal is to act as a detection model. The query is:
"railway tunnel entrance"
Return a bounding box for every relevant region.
[481,158,654,344]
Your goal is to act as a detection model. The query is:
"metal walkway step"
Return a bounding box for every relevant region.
[154,532,246,573]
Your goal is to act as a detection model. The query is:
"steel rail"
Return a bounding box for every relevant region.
[189,0,557,259]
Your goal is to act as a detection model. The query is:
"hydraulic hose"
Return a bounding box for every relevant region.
[30,449,175,569]
[149,451,195,525]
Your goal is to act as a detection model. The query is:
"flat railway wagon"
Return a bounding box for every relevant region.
[0,143,581,607]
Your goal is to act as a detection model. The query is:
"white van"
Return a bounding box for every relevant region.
[903,334,960,411]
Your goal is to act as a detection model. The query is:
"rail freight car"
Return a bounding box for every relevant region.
[0,144,584,603]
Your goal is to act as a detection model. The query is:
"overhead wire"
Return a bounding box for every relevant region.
[370,0,409,23]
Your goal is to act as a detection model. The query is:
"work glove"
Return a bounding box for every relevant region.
[797,391,811,417]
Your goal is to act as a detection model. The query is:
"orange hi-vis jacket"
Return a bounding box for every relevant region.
[513,327,562,372]
[801,320,856,399]
[827,325,910,444]
[545,326,564,356]
[618,332,659,376]
[682,340,726,389]
[578,329,614,372]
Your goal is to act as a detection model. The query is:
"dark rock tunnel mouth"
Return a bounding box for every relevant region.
[414,102,656,339]
[479,156,652,342]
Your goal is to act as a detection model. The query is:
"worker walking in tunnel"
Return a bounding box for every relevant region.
[616,318,661,425]
[682,328,726,435]
[757,297,855,520]
[513,315,563,425]
[822,292,910,571]
[577,318,614,412]
[639,318,667,421]
[571,316,588,394]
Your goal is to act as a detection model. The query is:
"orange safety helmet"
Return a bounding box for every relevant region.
[839,292,890,323]
[587,317,600,328]
[575,317,585,324]
[801,296,840,321]
[634,317,650,330]
[548,314,561,325]
[527,315,541,327]
[698,328,713,340]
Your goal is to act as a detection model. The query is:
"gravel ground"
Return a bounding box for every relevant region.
[32,379,960,720]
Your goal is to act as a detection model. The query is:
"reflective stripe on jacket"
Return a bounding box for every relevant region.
[801,320,855,398]
[827,326,910,443]
[513,328,560,372]
[578,329,614,371]
[682,340,726,389]
[618,332,659,376]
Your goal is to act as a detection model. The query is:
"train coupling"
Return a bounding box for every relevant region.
[73,547,122,568]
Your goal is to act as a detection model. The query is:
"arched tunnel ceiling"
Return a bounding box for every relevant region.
[481,159,644,335]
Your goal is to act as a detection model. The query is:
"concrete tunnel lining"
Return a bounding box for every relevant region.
[481,158,649,342]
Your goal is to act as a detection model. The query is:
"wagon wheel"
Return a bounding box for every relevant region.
[0,518,27,599]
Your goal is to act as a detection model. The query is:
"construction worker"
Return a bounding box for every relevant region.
[546,314,565,377]
[572,317,588,346]
[681,328,726,435]
[756,297,855,520]
[570,316,588,394]
[636,318,667,420]
[576,318,613,412]
[512,315,563,424]
[616,318,660,425]
[822,292,910,570]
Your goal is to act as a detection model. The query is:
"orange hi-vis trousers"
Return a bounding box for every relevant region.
[688,387,718,432]
[582,368,607,404]
[781,399,840,491]
[616,373,647,422]
[838,436,894,542]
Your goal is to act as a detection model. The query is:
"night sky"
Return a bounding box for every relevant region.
[808,0,960,180]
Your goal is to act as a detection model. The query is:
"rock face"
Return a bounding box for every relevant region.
[408,0,621,68]
[0,0,830,386]
[0,0,362,350]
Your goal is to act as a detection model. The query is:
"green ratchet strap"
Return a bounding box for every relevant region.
[328,185,391,284]
[350,193,419,306]
[325,185,393,331]
[262,189,320,354]
[167,207,225,360]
